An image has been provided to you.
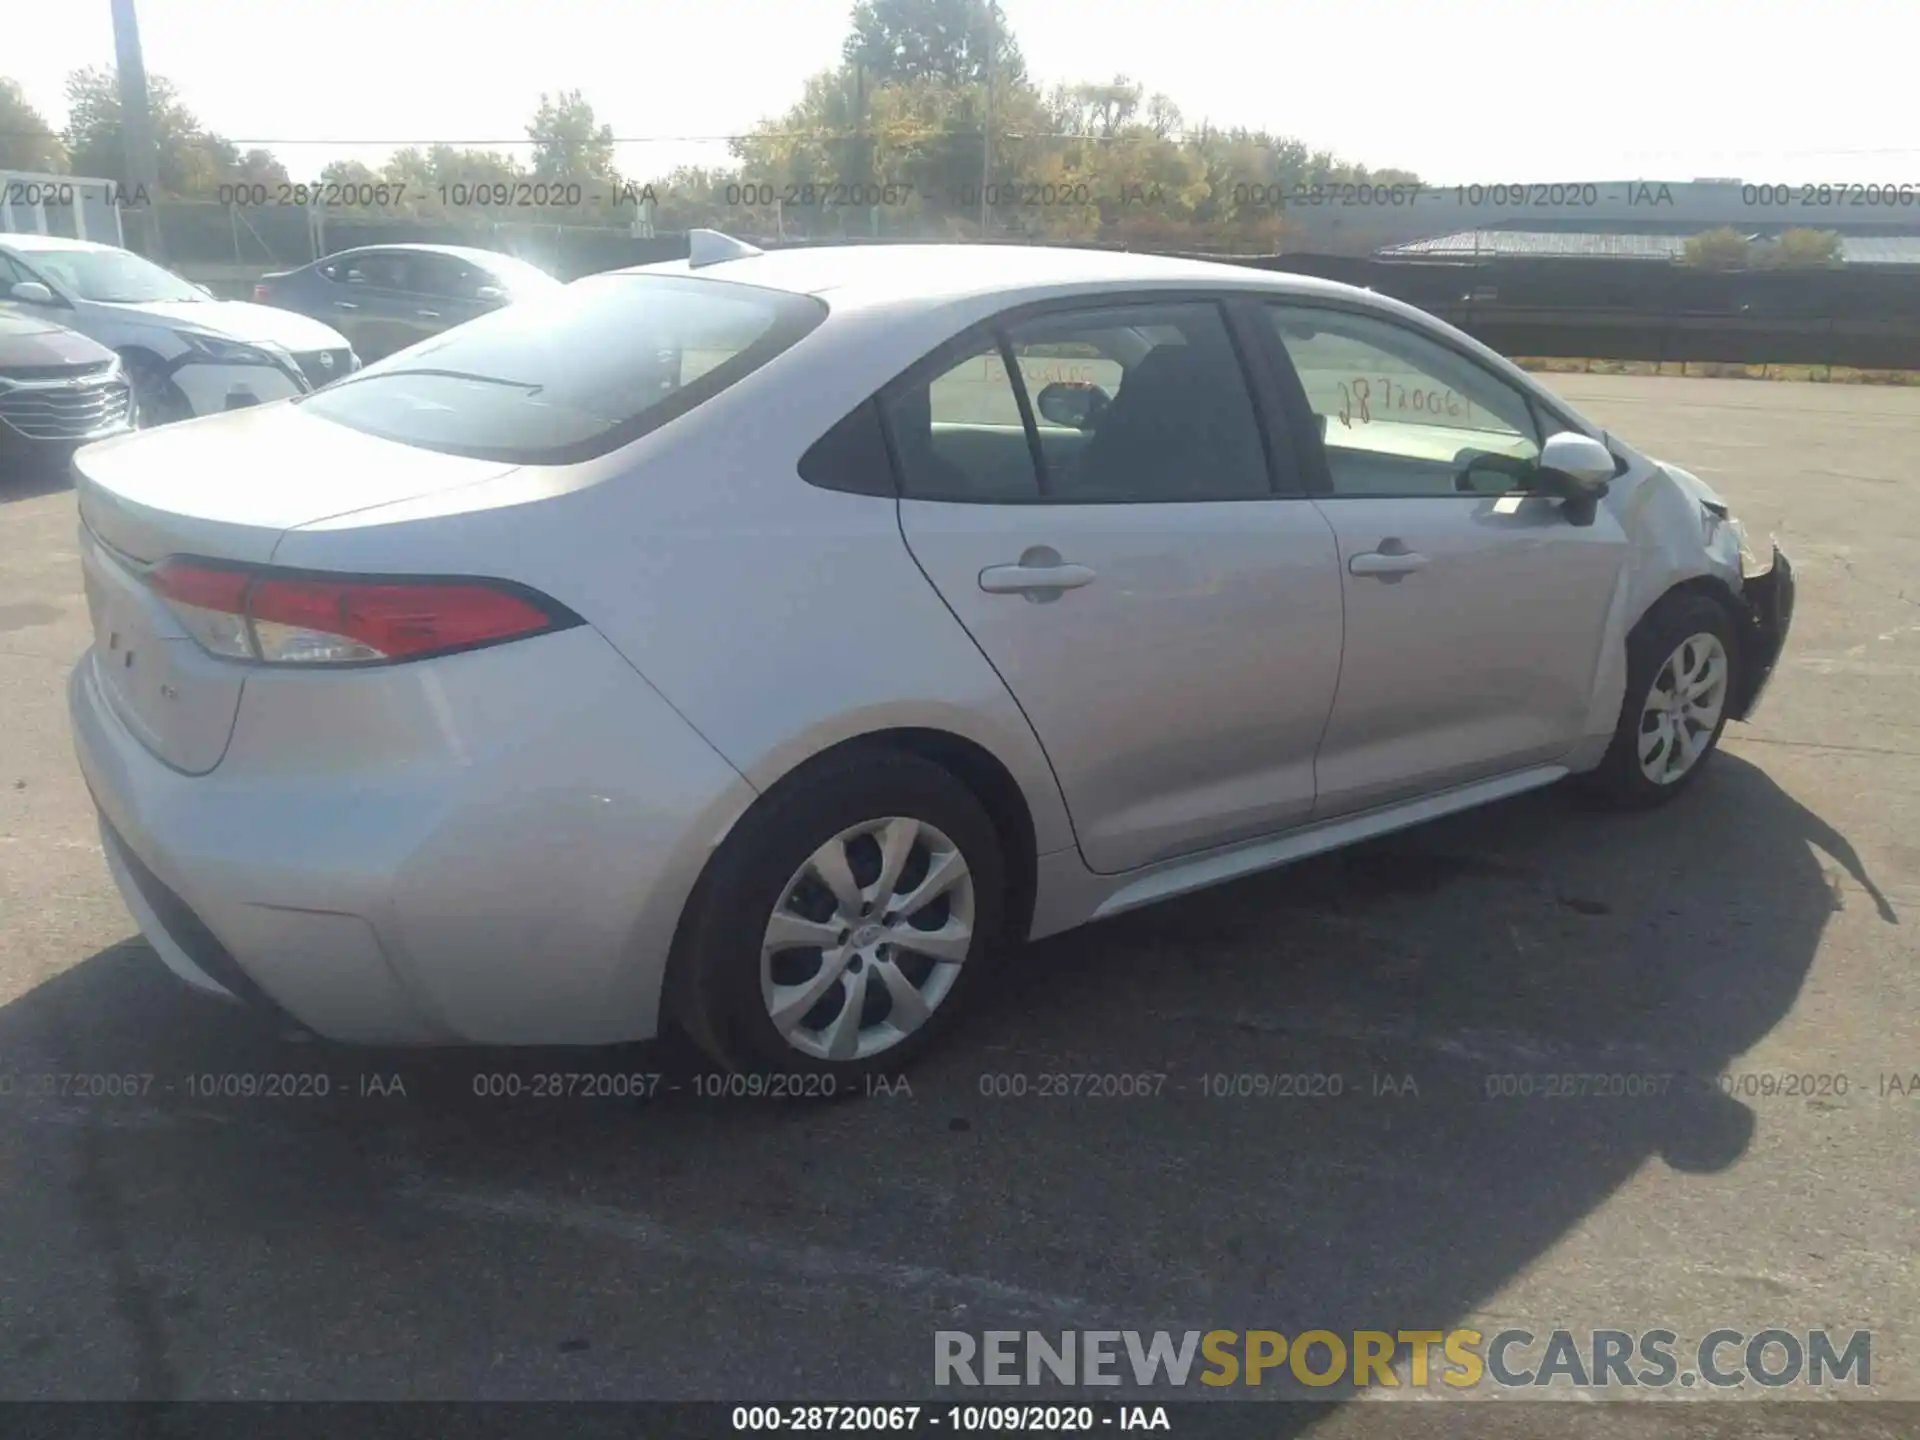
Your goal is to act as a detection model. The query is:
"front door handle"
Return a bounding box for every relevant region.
[416,309,441,319]
[1349,549,1430,577]
[333,301,359,310]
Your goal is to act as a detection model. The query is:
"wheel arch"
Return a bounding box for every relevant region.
[1642,572,1744,632]
[114,343,174,373]
[1635,572,1758,699]
[661,725,1043,1052]
[739,727,1040,947]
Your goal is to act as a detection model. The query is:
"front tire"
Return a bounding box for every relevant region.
[669,750,1007,1081]
[121,351,193,428]
[1579,591,1739,808]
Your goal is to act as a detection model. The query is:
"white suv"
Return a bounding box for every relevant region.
[0,233,357,426]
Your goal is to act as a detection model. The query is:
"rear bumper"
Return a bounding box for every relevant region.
[68,626,757,1045]
[1729,545,1795,721]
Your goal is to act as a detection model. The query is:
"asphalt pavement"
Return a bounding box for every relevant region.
[0,376,1916,1433]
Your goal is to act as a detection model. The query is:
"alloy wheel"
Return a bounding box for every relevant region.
[1637,631,1729,784]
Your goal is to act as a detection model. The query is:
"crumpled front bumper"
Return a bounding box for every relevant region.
[1729,545,1795,721]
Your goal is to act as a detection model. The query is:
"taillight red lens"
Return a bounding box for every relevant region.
[145,559,576,665]
[248,576,559,660]
[149,560,250,614]
[252,285,269,301]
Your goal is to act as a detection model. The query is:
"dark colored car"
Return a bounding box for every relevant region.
[252,244,565,364]
[0,310,135,477]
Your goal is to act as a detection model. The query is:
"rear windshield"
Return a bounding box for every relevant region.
[297,273,826,464]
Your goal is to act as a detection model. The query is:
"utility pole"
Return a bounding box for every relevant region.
[980,0,994,237]
[109,0,164,258]
[851,62,872,237]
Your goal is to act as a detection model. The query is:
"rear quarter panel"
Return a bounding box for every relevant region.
[268,309,1079,860]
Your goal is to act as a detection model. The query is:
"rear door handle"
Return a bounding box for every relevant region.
[333,301,358,311]
[416,310,441,319]
[1348,550,1430,577]
[979,560,1097,596]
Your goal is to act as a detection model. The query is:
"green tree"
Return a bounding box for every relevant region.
[647,0,1422,247]
[527,89,617,181]
[380,144,525,212]
[61,66,256,195]
[318,159,381,189]
[1682,227,1754,268]
[651,164,736,229]
[424,143,527,190]
[1761,227,1843,268]
[844,0,1025,88]
[0,78,68,172]
[231,147,289,188]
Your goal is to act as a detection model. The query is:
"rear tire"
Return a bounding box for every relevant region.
[668,749,1007,1082]
[1577,591,1739,809]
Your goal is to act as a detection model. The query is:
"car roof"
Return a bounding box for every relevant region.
[0,233,123,253]
[623,241,1363,312]
[326,243,530,266]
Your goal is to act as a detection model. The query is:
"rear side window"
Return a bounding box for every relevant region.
[799,399,897,497]
[299,274,826,464]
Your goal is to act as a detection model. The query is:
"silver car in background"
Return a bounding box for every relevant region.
[67,234,1794,1080]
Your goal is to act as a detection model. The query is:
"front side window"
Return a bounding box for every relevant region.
[1265,305,1542,498]
[299,273,825,464]
[18,246,202,304]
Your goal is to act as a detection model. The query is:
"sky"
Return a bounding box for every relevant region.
[12,0,1918,187]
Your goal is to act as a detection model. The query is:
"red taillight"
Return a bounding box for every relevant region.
[150,561,250,614]
[147,558,577,665]
[252,284,269,301]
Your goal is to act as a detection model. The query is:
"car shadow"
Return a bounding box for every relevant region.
[0,458,76,505]
[0,754,1885,1411]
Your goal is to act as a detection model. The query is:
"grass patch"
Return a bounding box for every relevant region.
[1513,358,1920,385]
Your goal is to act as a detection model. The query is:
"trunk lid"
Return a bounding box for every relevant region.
[74,399,519,563]
[73,401,518,773]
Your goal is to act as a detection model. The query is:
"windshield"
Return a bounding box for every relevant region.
[17,246,205,304]
[298,272,825,463]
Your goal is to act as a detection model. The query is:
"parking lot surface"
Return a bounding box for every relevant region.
[1,376,1916,1429]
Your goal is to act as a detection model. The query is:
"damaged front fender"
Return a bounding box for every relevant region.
[1728,545,1796,720]
[1636,456,1796,722]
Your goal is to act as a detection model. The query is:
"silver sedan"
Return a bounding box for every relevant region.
[67,233,1794,1079]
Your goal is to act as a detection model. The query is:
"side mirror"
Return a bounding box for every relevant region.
[1537,431,1616,495]
[475,284,507,304]
[8,281,57,305]
[1532,431,1616,526]
[1034,380,1111,431]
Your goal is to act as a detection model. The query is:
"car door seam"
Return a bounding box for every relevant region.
[1304,496,1351,813]
[890,496,1085,856]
